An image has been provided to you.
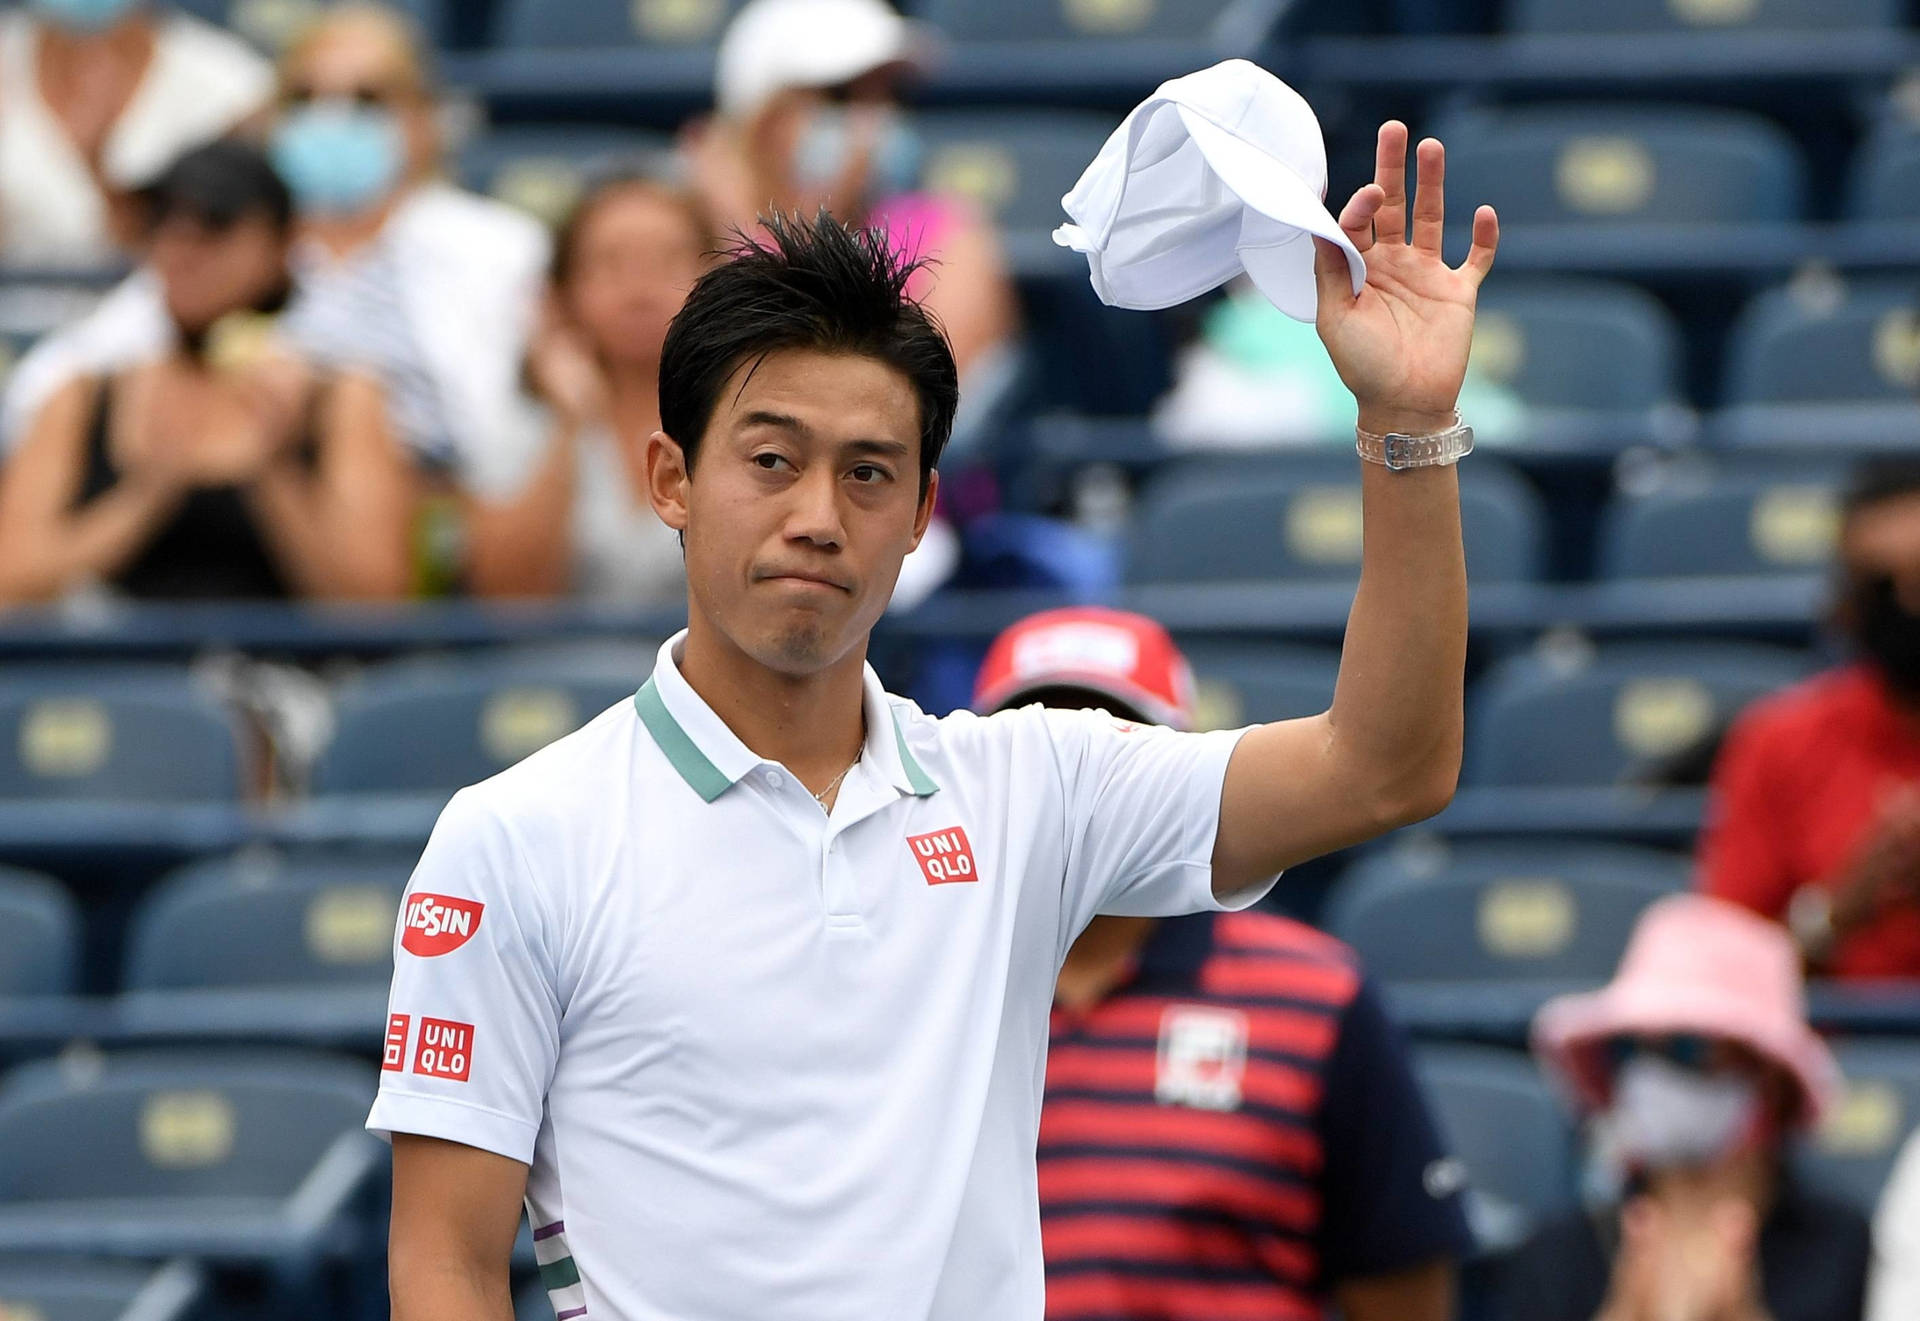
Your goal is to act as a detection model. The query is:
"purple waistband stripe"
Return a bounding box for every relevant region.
[532,1220,565,1241]
[556,1309,588,1319]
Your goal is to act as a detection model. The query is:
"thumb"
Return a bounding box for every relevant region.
[1312,237,1357,313]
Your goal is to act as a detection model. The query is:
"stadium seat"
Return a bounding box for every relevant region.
[1848,122,1920,222]
[1796,1037,1920,1213]
[1126,454,1547,584]
[0,1050,381,1315]
[915,0,1261,42]
[1441,105,1804,227]
[1413,1044,1577,1253]
[1724,280,1920,407]
[457,126,675,226]
[497,0,744,48]
[1327,840,1689,985]
[1180,642,1339,730]
[1599,467,1846,579]
[1471,279,1681,414]
[1507,0,1898,35]
[1464,642,1810,787]
[0,1256,203,1321]
[0,668,243,802]
[913,111,1114,270]
[0,867,79,997]
[314,656,642,794]
[169,0,444,50]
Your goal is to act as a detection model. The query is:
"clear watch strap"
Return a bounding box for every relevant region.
[1355,412,1475,470]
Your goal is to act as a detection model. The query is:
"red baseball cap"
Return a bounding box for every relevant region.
[974,607,1196,731]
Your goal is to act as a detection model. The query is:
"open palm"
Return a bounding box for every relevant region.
[1314,122,1499,429]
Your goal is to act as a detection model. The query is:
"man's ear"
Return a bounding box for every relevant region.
[908,469,939,552]
[645,431,691,533]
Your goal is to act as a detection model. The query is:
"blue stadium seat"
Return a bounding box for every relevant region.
[1795,1037,1920,1213]
[1441,105,1804,227]
[1414,1044,1577,1254]
[1127,455,1546,584]
[1465,642,1809,787]
[1181,642,1339,730]
[1328,840,1689,985]
[0,1256,203,1321]
[0,668,243,802]
[915,0,1262,42]
[1507,0,1898,34]
[0,1051,381,1313]
[314,657,642,794]
[457,126,676,226]
[170,0,444,50]
[1848,123,1920,222]
[498,0,744,48]
[1599,468,1846,579]
[0,868,78,997]
[914,110,1115,270]
[1471,279,1681,413]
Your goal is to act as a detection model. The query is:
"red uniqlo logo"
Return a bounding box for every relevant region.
[382,1014,410,1072]
[907,827,979,885]
[413,1018,474,1082]
[401,894,484,957]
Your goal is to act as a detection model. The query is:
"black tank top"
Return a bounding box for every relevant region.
[75,375,320,601]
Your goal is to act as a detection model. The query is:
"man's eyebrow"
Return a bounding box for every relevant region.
[738,409,810,437]
[845,437,914,459]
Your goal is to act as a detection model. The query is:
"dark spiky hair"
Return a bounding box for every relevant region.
[657,211,959,494]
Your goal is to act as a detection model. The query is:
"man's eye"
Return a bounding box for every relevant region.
[753,453,789,471]
[851,464,890,483]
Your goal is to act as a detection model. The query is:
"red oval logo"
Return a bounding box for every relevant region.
[401,893,484,957]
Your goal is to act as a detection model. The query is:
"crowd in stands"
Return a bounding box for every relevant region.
[0,0,1918,1319]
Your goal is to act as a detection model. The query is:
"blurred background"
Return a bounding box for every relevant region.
[0,0,1919,1317]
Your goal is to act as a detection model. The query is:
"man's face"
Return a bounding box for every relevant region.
[1842,490,1920,610]
[649,348,935,676]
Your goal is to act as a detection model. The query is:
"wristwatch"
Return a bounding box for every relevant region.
[1355,412,1475,471]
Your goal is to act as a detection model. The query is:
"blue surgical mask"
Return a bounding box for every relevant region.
[31,0,143,32]
[793,107,921,199]
[270,103,404,216]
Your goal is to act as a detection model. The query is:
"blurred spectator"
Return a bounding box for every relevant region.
[1504,895,1868,1321]
[0,0,272,267]
[1869,1127,1920,1321]
[1699,460,1920,978]
[464,174,710,601]
[2,3,548,510]
[975,607,1474,1321]
[0,139,410,603]
[687,0,1018,388]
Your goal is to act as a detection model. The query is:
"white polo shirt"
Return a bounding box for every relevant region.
[367,632,1276,1321]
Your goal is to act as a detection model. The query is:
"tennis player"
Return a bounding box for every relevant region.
[375,121,1497,1321]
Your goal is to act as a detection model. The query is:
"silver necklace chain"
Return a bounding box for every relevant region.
[811,753,860,809]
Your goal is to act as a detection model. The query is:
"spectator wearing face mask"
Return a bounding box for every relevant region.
[686,0,1018,391]
[0,139,411,603]
[464,174,713,602]
[2,4,548,523]
[1698,460,1920,978]
[0,0,272,267]
[1501,895,1867,1321]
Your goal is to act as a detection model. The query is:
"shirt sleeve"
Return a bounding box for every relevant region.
[1044,707,1280,940]
[365,788,562,1166]
[1869,1133,1920,1321]
[1315,978,1476,1282]
[1697,706,1798,918]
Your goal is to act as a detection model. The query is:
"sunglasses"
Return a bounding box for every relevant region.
[1604,1034,1712,1072]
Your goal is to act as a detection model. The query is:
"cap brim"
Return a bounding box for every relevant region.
[1176,105,1365,320]
[979,673,1187,731]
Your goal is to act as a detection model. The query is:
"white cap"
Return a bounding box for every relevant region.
[1053,60,1367,321]
[715,0,926,119]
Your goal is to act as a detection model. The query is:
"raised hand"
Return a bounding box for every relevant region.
[1313,121,1498,437]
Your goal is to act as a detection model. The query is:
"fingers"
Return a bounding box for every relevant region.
[1461,204,1500,287]
[1411,138,1446,253]
[1312,236,1356,314]
[1337,183,1385,252]
[1372,121,1409,243]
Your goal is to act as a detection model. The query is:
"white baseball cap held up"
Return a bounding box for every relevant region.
[1053,59,1367,320]
[715,0,929,118]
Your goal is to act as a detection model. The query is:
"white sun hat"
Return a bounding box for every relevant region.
[1053,59,1366,321]
[715,0,930,118]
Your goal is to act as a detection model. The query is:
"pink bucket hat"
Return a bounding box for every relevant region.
[1533,894,1839,1128]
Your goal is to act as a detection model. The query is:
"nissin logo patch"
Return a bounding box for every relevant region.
[400,894,484,956]
[907,827,979,885]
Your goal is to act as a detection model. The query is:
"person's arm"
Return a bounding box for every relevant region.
[0,375,186,603]
[1337,1259,1456,1321]
[247,369,414,600]
[1211,123,1498,899]
[389,1134,525,1321]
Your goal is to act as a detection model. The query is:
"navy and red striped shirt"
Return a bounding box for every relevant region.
[1040,910,1473,1320]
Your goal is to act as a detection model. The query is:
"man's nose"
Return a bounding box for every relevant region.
[784,465,846,548]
